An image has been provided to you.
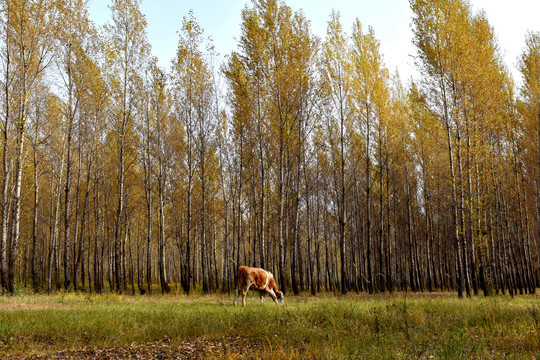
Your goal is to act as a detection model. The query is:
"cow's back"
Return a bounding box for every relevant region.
[251,269,268,288]
[237,266,269,290]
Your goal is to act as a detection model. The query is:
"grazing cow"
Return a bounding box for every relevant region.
[234,266,284,306]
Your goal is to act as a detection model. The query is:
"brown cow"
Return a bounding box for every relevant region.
[234,266,284,306]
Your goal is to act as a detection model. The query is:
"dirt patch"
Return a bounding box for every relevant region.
[8,337,259,360]
[0,294,234,311]
[0,302,78,312]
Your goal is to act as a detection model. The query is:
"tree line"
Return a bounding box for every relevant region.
[0,0,539,298]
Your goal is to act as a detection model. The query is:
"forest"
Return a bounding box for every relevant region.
[0,0,539,299]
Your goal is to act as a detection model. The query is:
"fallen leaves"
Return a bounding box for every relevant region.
[8,336,260,360]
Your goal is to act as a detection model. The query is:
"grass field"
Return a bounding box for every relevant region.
[0,291,539,359]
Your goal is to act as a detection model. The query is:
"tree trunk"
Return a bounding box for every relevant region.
[0,13,11,291]
[114,127,125,294]
[158,161,169,294]
[456,136,471,297]
[31,129,40,291]
[8,129,24,293]
[365,107,373,294]
[442,87,464,298]
[63,49,75,291]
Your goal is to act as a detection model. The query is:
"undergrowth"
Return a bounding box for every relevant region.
[0,292,538,359]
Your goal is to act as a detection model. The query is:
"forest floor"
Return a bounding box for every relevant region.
[0,291,539,359]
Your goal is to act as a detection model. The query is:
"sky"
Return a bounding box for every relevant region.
[88,0,540,82]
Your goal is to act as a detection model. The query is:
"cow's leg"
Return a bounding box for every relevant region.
[242,285,249,307]
[266,289,279,304]
[260,292,264,305]
[234,288,239,306]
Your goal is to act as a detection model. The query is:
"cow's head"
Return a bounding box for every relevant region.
[276,290,285,304]
[267,275,285,304]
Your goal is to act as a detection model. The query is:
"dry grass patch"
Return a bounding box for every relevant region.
[0,292,539,359]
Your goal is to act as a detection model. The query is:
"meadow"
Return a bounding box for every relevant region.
[0,291,539,359]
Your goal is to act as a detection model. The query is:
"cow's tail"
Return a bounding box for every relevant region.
[230,257,240,290]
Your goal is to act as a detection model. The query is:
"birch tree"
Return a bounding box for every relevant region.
[105,0,149,294]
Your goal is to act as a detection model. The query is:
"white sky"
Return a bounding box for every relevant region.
[88,0,540,83]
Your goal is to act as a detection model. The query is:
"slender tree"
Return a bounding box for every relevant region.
[105,0,149,294]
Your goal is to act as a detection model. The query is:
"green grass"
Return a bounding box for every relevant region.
[0,292,539,359]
